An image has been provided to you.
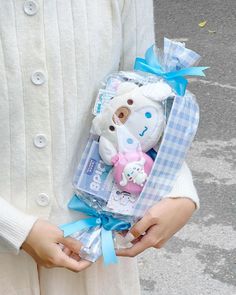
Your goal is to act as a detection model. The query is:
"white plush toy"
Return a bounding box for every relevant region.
[92,80,174,164]
[91,80,174,194]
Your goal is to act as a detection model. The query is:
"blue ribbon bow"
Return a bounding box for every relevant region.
[60,195,131,265]
[134,45,208,96]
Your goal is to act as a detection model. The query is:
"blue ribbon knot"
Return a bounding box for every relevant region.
[60,195,131,265]
[134,45,208,96]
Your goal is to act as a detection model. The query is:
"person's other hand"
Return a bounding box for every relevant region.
[21,219,92,272]
[116,197,195,257]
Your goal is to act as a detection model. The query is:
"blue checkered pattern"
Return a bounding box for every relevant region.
[132,91,199,217]
[163,37,201,72]
[130,38,201,217]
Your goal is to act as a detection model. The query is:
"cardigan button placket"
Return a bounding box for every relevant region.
[15,0,54,216]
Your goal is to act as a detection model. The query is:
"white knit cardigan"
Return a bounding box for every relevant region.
[0,0,199,253]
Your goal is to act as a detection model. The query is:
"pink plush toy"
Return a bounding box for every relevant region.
[111,152,153,194]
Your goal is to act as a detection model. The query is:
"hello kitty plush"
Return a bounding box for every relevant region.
[91,80,175,194]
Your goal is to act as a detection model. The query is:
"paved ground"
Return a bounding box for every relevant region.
[139,1,236,294]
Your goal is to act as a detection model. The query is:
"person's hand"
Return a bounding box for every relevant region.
[116,197,195,257]
[21,219,92,272]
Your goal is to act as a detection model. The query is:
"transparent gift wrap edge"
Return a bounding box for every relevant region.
[60,38,208,265]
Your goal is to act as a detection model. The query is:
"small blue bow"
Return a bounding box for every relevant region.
[134,45,208,96]
[60,195,131,265]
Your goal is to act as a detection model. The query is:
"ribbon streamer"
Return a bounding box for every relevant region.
[60,195,131,265]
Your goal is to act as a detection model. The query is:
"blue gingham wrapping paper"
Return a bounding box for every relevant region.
[162,37,201,72]
[132,90,199,218]
[131,38,201,217]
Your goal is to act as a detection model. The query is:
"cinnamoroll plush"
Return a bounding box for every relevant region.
[92,80,175,193]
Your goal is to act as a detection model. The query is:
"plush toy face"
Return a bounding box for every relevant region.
[120,157,147,187]
[92,81,174,165]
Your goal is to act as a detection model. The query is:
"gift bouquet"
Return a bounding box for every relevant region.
[60,38,207,265]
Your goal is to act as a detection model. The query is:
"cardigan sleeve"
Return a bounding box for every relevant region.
[162,162,200,209]
[119,0,155,70]
[0,197,38,253]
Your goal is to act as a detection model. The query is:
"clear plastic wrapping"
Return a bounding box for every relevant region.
[60,38,207,264]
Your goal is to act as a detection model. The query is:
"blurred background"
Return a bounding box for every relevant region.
[139,1,236,294]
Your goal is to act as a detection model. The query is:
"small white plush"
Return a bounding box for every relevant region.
[120,157,147,187]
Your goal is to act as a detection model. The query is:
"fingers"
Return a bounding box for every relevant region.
[117,226,162,258]
[60,236,83,254]
[62,246,72,256]
[154,239,166,249]
[117,234,152,257]
[48,246,92,272]
[125,211,158,243]
[58,251,92,272]
[61,245,83,262]
[70,252,81,262]
[59,238,87,271]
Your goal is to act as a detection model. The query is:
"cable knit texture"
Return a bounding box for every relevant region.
[0,199,38,253]
[0,0,198,255]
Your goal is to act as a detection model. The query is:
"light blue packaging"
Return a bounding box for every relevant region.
[74,140,114,202]
[93,89,115,116]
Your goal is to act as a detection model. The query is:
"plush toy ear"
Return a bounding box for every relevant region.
[116,82,139,96]
[99,136,117,165]
[140,81,174,101]
[91,115,103,136]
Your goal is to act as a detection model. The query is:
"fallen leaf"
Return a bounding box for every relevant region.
[208,30,216,34]
[199,20,207,28]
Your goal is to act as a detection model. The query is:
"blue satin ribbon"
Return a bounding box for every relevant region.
[60,195,131,265]
[134,45,208,96]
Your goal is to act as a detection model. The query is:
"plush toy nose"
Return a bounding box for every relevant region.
[113,106,130,125]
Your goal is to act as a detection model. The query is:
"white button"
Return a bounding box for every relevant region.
[31,71,46,85]
[33,134,47,148]
[36,193,50,207]
[23,1,38,16]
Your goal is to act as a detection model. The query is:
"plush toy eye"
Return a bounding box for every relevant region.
[127,99,133,105]
[145,112,152,118]
[109,125,115,131]
[127,138,133,144]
